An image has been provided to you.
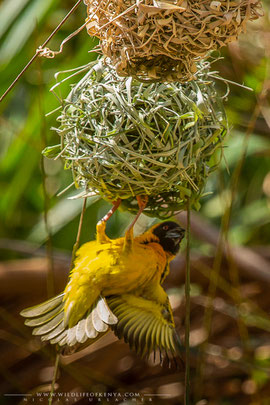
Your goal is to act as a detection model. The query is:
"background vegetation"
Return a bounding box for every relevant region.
[0,0,270,404]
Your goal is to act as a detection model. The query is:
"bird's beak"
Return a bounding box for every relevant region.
[165,228,185,245]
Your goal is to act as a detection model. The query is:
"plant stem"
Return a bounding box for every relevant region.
[71,197,88,266]
[48,353,60,405]
[0,0,83,103]
[48,197,87,402]
[36,47,56,298]
[184,198,191,405]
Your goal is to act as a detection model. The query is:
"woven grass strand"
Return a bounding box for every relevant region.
[84,0,263,82]
[45,59,227,218]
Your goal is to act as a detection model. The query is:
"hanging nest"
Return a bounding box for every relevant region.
[84,0,263,82]
[44,59,227,218]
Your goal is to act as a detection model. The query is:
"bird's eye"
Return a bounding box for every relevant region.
[163,225,169,231]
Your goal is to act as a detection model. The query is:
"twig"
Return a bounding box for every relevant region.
[0,0,83,103]
[184,198,191,405]
[194,213,225,401]
[192,42,270,400]
[49,197,87,403]
[48,353,60,405]
[39,20,89,59]
[71,197,88,266]
[37,50,55,298]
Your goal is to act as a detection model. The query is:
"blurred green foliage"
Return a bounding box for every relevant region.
[0,2,270,404]
[0,0,269,254]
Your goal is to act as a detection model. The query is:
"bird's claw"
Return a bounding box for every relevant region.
[96,199,122,244]
[136,195,148,211]
[123,195,148,252]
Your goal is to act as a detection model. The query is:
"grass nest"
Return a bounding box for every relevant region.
[45,59,227,218]
[84,0,263,82]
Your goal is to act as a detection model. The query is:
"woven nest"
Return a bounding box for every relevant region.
[45,60,227,218]
[84,0,263,82]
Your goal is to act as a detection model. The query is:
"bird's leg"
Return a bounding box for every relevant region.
[127,195,148,235]
[96,198,122,244]
[123,195,148,250]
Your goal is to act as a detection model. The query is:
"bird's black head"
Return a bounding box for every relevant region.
[152,221,185,255]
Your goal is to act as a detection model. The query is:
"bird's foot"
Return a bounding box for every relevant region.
[96,198,121,243]
[123,195,148,250]
[137,195,148,211]
[127,195,148,232]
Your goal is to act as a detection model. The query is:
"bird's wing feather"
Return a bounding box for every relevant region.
[107,292,181,359]
[20,295,117,351]
[20,294,64,318]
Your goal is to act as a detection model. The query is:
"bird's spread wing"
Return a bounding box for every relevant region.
[20,292,182,361]
[20,295,118,348]
[107,293,181,359]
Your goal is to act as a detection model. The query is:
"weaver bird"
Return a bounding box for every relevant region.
[21,219,185,361]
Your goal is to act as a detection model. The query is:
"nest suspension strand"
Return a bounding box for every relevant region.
[45,59,227,218]
[84,0,263,82]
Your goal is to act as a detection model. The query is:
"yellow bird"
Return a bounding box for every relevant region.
[21,219,185,360]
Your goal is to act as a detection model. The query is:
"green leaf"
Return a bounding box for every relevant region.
[42,144,62,159]
[0,0,56,66]
[0,0,30,40]
[28,194,101,243]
